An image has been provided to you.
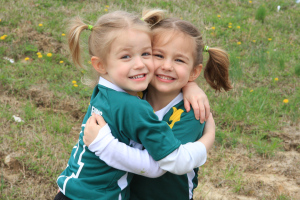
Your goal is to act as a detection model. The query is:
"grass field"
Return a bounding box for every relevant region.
[1,0,300,199]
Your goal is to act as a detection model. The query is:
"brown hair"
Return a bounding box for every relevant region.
[67,9,164,87]
[151,18,232,92]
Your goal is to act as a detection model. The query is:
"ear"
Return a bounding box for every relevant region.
[189,64,202,81]
[91,56,107,74]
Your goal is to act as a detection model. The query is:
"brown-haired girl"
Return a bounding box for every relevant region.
[56,10,217,200]
[83,17,232,200]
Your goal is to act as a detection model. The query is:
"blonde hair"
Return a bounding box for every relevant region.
[67,9,164,87]
[151,18,232,92]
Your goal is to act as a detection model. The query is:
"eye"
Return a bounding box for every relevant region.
[142,52,151,56]
[121,55,130,59]
[154,54,164,59]
[175,59,185,63]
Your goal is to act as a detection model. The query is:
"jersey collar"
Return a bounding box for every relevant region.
[154,93,183,121]
[98,77,126,93]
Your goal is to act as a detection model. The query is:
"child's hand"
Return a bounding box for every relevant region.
[83,113,107,147]
[182,82,210,123]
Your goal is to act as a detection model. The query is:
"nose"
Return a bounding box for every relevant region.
[161,59,173,71]
[133,56,145,70]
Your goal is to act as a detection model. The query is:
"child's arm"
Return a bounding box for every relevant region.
[182,82,210,123]
[84,114,213,176]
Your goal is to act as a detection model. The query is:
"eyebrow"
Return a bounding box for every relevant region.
[116,46,152,54]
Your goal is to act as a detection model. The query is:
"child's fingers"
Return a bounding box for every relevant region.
[198,101,205,124]
[94,114,106,127]
[183,98,191,113]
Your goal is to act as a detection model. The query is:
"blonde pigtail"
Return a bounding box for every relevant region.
[142,9,165,26]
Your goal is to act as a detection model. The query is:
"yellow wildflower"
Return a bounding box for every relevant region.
[88,61,92,64]
[74,84,78,87]
[229,23,232,25]
[237,26,240,29]
[283,99,289,103]
[0,36,5,40]
[274,78,278,81]
[0,19,1,22]
[250,89,253,92]
[25,57,30,61]
[38,55,43,58]
[211,26,215,30]
[237,42,241,45]
[3,35,7,37]
[252,40,256,43]
[60,61,64,64]
[217,15,221,18]
[267,51,269,54]
[228,26,232,28]
[249,1,252,3]
[72,80,77,84]
[105,5,109,8]
[37,52,41,55]
[47,53,52,57]
[268,38,272,41]
[104,8,108,12]
[61,33,65,36]
[180,17,183,20]
[39,23,43,27]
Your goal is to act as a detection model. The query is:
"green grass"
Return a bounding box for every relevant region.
[0,0,299,199]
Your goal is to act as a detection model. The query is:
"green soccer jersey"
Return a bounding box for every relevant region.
[57,82,181,200]
[130,100,205,200]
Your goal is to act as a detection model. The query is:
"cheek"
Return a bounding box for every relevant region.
[153,59,162,71]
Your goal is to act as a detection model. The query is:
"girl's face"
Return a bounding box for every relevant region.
[93,29,154,96]
[150,31,202,96]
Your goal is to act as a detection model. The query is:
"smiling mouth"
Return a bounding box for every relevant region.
[129,74,146,79]
[157,75,174,80]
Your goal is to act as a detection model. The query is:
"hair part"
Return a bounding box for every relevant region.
[67,9,164,87]
[151,18,232,92]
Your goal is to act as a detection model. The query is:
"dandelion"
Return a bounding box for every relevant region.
[37,52,41,55]
[25,57,30,61]
[229,23,232,25]
[60,61,64,64]
[88,61,92,64]
[237,26,240,29]
[61,33,65,36]
[283,99,289,103]
[211,26,215,30]
[38,55,43,58]
[237,42,241,45]
[250,89,253,92]
[249,1,252,3]
[47,53,52,57]
[268,38,272,41]
[252,40,256,43]
[105,5,109,8]
[180,17,183,20]
[39,23,43,27]
[3,35,7,37]
[104,8,108,12]
[0,36,5,40]
[274,77,278,81]
[0,19,1,22]
[74,84,78,87]
[72,80,77,84]
[217,15,221,18]
[228,26,232,28]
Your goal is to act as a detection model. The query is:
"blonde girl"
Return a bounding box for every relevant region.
[83,17,232,200]
[56,10,215,200]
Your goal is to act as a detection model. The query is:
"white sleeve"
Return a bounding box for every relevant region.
[89,124,207,176]
[88,124,166,178]
[157,142,207,175]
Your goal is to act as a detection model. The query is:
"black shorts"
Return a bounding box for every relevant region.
[54,192,71,200]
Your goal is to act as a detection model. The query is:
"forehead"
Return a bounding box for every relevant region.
[152,29,195,54]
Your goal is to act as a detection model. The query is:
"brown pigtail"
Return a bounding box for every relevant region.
[204,48,232,92]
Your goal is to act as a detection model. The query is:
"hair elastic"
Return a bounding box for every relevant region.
[87,25,93,31]
[204,45,209,52]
